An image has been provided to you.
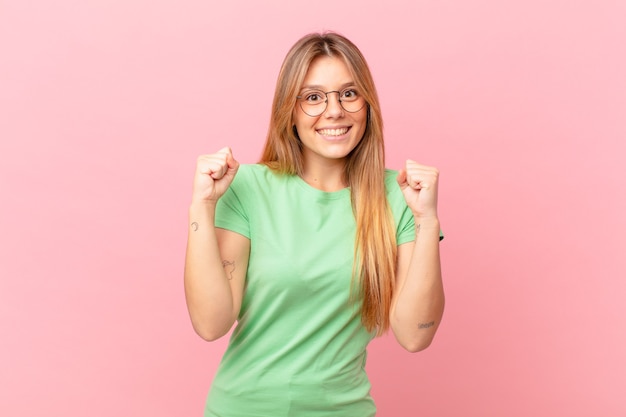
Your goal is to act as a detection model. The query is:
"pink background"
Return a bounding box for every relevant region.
[1,0,625,416]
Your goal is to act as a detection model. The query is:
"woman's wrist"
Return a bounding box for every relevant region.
[190,199,218,210]
[413,216,441,240]
[413,215,440,229]
[189,201,218,224]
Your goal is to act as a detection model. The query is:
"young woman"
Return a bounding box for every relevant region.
[185,32,444,417]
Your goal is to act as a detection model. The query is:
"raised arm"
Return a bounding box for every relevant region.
[390,161,445,352]
[184,148,250,341]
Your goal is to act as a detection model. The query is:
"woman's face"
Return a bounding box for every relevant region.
[293,56,367,168]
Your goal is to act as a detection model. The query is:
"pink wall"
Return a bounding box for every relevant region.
[1,1,624,416]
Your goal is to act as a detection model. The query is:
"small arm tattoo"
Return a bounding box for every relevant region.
[222,260,235,280]
[418,321,435,329]
[191,222,199,231]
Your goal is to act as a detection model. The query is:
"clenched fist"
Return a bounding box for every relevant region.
[396,159,439,219]
[192,147,240,205]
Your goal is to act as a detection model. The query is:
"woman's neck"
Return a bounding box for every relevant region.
[301,158,347,192]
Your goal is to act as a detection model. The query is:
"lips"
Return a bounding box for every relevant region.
[317,127,349,136]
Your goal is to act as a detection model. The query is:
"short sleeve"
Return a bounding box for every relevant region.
[214,168,251,239]
[396,204,416,245]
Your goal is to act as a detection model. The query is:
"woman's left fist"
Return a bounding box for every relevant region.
[396,160,439,219]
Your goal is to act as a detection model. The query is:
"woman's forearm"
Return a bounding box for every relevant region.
[184,202,237,341]
[391,217,445,352]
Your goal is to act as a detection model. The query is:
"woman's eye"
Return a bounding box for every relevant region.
[342,89,358,99]
[306,93,323,103]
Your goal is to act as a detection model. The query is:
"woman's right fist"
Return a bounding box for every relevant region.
[192,147,240,204]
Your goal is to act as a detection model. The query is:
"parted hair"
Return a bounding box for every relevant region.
[259,32,397,336]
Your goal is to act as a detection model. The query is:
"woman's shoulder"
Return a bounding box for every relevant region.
[383,168,401,192]
[384,168,400,180]
[233,163,269,180]
[231,163,285,190]
[383,168,409,208]
[237,163,268,174]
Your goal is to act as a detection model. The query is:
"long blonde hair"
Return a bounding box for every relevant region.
[259,32,397,335]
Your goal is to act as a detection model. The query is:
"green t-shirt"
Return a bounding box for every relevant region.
[205,164,416,417]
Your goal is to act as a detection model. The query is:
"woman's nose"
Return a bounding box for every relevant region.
[324,92,344,117]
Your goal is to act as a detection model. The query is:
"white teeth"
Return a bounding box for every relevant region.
[318,128,348,136]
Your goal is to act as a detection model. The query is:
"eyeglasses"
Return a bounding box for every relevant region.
[296,87,366,117]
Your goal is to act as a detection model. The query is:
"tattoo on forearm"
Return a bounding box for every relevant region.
[418,321,435,329]
[191,222,199,231]
[416,223,421,236]
[222,260,235,280]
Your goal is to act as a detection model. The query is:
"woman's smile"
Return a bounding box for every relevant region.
[317,126,351,139]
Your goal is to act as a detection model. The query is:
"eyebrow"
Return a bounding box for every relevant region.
[300,82,356,91]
